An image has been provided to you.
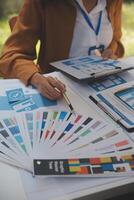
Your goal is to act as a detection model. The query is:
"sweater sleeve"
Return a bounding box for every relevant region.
[108,0,124,58]
[0,0,43,85]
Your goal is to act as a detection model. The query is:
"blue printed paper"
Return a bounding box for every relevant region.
[6,88,25,103]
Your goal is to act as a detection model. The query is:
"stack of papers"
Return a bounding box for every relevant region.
[0,108,134,177]
[90,80,134,131]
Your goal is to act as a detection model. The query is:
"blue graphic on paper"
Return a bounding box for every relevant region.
[0,88,57,111]
[11,97,38,112]
[97,93,134,126]
[62,56,119,70]
[6,88,25,103]
[89,75,126,92]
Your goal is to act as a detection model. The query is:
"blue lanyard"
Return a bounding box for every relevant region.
[74,0,103,36]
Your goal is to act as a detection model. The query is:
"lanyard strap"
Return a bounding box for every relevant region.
[88,44,105,55]
[74,0,103,36]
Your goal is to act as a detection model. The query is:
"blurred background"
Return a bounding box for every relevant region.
[0,0,134,57]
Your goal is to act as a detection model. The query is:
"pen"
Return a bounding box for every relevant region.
[54,81,75,113]
[89,95,134,132]
[90,68,121,79]
[62,92,75,113]
[89,95,120,123]
[54,77,75,113]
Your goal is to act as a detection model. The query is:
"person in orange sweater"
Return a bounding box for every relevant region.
[0,0,124,100]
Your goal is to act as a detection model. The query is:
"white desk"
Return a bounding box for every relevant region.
[0,163,26,200]
[1,162,134,200]
[0,57,134,200]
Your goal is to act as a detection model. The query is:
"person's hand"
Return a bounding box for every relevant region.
[30,73,66,100]
[101,49,117,60]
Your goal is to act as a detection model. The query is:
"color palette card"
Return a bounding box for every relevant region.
[35,113,100,157]
[46,125,134,159]
[33,110,134,161]
[0,113,32,171]
[33,153,134,177]
[0,108,134,177]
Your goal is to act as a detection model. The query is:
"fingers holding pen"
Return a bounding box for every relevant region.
[40,81,61,100]
[43,77,65,99]
[47,76,66,93]
[30,73,66,100]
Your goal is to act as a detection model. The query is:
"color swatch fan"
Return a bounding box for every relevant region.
[0,108,134,177]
